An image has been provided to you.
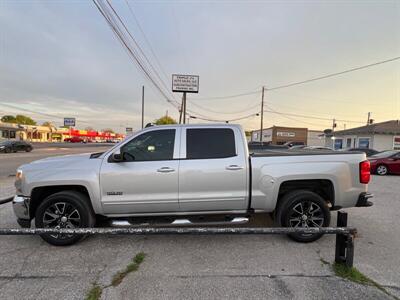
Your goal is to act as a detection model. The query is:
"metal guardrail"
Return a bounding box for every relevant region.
[0,196,13,205]
[0,212,355,267]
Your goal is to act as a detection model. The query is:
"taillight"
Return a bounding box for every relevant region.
[360,160,371,184]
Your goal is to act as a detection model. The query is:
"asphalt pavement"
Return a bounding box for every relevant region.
[0,144,112,177]
[0,146,398,299]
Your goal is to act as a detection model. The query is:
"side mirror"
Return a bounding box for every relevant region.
[111,151,123,162]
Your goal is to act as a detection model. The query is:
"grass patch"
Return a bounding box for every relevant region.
[111,252,146,287]
[85,252,146,298]
[333,262,395,298]
[85,283,102,300]
[134,252,146,264]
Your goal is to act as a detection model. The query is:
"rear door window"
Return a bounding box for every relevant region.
[186,128,236,159]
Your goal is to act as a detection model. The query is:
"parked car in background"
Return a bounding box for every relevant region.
[0,140,33,153]
[64,137,85,143]
[348,148,380,157]
[294,146,333,151]
[284,141,305,148]
[369,150,400,175]
[248,141,288,152]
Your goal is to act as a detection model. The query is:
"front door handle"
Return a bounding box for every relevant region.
[157,167,175,173]
[226,165,244,171]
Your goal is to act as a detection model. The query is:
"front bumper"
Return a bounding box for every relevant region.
[356,192,374,207]
[12,196,31,227]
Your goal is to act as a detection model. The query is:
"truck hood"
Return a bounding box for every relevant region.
[19,153,101,172]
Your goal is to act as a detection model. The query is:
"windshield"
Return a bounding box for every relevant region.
[370,150,399,158]
[0,141,12,146]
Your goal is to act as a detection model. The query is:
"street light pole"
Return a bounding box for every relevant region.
[260,86,265,142]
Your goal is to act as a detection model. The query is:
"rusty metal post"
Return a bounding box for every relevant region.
[335,211,354,267]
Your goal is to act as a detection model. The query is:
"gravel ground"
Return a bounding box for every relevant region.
[0,175,398,299]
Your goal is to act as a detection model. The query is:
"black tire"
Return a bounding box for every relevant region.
[276,190,331,243]
[26,147,32,152]
[376,164,388,176]
[35,191,95,246]
[4,148,11,153]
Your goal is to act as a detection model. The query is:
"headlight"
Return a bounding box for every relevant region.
[15,170,23,193]
[0,146,4,149]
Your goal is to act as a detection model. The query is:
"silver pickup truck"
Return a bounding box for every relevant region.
[13,124,373,245]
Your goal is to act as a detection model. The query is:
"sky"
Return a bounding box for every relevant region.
[0,0,399,133]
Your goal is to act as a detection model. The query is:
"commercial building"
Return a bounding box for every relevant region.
[0,121,124,142]
[250,126,324,146]
[327,120,400,151]
[0,122,21,140]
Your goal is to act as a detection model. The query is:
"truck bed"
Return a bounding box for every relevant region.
[250,149,358,157]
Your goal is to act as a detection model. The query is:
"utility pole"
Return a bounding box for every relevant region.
[141,86,145,129]
[259,86,265,142]
[179,94,184,124]
[367,112,371,125]
[332,118,336,132]
[182,92,187,124]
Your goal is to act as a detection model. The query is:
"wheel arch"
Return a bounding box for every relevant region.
[276,179,335,212]
[30,185,93,219]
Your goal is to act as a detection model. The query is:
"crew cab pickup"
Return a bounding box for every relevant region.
[12,124,373,245]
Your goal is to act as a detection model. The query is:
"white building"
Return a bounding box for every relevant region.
[327,120,400,151]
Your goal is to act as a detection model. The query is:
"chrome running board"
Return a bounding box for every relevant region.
[110,217,249,228]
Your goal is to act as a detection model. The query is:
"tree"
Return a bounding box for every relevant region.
[42,121,53,127]
[1,115,17,123]
[102,128,114,133]
[154,115,177,125]
[1,114,36,125]
[16,115,36,125]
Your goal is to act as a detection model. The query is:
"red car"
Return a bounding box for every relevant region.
[64,137,85,143]
[369,150,400,175]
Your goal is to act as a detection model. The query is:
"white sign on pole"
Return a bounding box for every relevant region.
[64,118,76,127]
[126,127,133,135]
[172,74,199,93]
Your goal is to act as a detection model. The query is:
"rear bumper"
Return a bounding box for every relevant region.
[356,192,374,207]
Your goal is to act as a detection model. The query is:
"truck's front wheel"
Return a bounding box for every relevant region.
[276,190,331,243]
[35,191,95,246]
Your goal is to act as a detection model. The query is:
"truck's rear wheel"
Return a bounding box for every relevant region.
[276,190,331,243]
[35,191,95,246]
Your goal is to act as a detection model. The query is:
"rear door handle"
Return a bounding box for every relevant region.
[157,167,175,173]
[226,165,244,171]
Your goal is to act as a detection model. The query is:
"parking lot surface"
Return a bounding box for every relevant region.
[0,147,399,299]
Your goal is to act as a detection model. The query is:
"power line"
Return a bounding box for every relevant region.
[193,90,260,101]
[92,0,181,111]
[0,102,92,125]
[124,0,171,87]
[192,56,400,100]
[263,106,364,124]
[189,100,261,115]
[106,0,174,100]
[266,56,400,91]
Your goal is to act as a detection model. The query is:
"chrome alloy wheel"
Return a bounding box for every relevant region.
[42,202,81,239]
[288,201,325,229]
